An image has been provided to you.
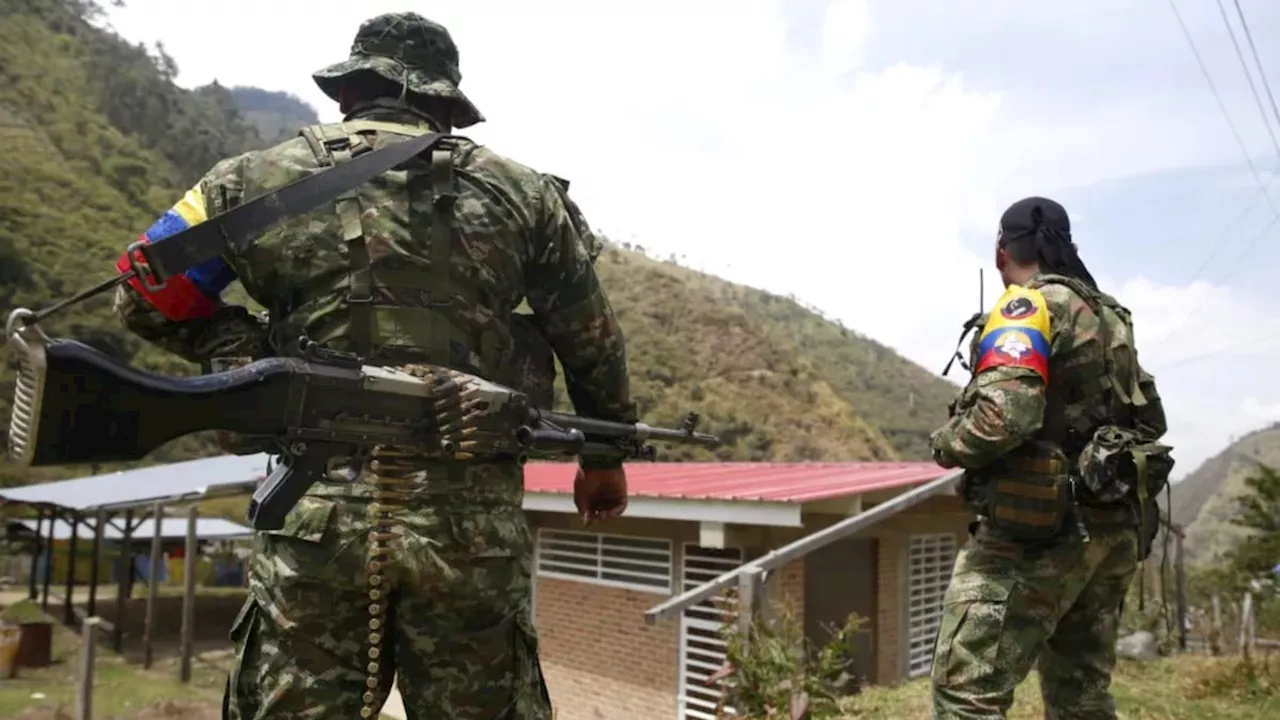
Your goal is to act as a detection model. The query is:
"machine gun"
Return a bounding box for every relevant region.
[4,309,721,531]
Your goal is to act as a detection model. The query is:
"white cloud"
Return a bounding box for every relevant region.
[99,0,1280,476]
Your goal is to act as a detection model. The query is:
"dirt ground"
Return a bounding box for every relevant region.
[0,592,241,719]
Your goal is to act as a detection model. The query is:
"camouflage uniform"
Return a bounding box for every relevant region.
[928,272,1168,719]
[113,13,633,720]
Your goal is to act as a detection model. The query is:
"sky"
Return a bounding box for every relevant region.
[100,0,1280,480]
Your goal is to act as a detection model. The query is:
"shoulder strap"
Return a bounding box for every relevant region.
[129,127,455,288]
[294,123,459,358]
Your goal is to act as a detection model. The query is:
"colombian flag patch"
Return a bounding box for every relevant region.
[975,285,1051,383]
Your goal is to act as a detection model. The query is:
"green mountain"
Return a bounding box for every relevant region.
[227,86,320,145]
[1170,422,1280,565]
[0,0,958,488]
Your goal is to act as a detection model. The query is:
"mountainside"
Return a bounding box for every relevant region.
[1172,422,1280,565]
[228,86,320,145]
[0,0,957,488]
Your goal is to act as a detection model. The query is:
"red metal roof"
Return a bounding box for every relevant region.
[522,461,948,504]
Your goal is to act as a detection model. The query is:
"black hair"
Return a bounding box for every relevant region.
[997,196,1099,290]
[342,70,456,129]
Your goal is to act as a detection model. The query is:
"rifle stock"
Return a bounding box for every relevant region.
[4,309,721,530]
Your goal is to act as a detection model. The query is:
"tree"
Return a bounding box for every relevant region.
[1224,464,1280,601]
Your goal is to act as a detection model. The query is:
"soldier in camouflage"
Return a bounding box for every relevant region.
[928,197,1172,719]
[111,12,634,719]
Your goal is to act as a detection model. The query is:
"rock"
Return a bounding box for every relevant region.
[1116,631,1159,660]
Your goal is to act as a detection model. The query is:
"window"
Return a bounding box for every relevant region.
[906,533,958,678]
[535,528,673,594]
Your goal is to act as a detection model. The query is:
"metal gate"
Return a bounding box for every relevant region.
[677,544,743,719]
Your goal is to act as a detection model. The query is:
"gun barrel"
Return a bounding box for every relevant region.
[535,411,719,448]
[638,423,721,448]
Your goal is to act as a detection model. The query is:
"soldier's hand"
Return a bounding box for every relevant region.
[574,467,628,526]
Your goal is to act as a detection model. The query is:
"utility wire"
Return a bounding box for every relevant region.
[1167,0,1278,210]
[1231,0,1280,130]
[1155,325,1280,372]
[1214,0,1280,156]
[1150,0,1280,349]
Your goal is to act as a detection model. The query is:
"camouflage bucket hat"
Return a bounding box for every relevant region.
[313,12,485,128]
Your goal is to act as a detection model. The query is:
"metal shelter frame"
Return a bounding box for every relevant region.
[0,454,267,672]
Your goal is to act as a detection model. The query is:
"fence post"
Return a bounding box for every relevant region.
[1240,592,1254,663]
[76,616,101,720]
[143,502,165,670]
[178,506,198,682]
[1173,527,1188,651]
[1209,593,1222,656]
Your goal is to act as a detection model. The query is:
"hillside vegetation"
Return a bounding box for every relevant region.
[1171,422,1280,564]
[0,0,957,490]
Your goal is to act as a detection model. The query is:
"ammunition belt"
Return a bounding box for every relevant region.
[360,446,423,718]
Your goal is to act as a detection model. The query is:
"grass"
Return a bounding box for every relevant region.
[842,653,1280,720]
[0,601,226,719]
[0,600,403,719]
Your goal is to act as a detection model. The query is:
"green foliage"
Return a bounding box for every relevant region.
[1178,423,1280,565]
[0,0,960,492]
[1224,464,1280,596]
[0,0,275,486]
[229,86,320,145]
[715,600,865,720]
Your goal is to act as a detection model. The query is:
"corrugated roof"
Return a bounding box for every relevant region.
[10,517,253,541]
[0,456,947,516]
[0,454,271,512]
[522,461,948,503]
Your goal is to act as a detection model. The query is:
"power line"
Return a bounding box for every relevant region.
[1167,0,1278,210]
[1154,325,1280,373]
[1231,0,1280,131]
[1150,0,1280,349]
[1151,211,1280,349]
[1214,0,1280,155]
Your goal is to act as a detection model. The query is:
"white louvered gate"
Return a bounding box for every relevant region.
[906,533,958,678]
[677,545,744,720]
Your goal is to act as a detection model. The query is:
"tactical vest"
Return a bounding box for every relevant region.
[273,119,514,383]
[973,274,1166,542]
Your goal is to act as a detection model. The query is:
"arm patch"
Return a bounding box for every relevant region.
[115,184,238,321]
[975,285,1051,383]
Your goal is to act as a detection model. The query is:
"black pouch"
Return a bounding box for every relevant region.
[982,441,1072,542]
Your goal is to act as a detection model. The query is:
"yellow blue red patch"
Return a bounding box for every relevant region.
[975,285,1051,382]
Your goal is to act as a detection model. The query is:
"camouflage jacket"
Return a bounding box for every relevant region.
[930,272,1166,470]
[113,104,635,447]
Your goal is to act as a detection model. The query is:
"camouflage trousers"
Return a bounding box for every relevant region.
[931,522,1139,720]
[222,460,552,720]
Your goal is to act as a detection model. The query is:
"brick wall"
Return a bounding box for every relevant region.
[874,532,904,685]
[536,576,678,720]
[525,490,975,719]
[868,493,974,685]
[769,556,805,624]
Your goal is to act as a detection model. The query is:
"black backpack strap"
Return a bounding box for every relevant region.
[128,129,456,290]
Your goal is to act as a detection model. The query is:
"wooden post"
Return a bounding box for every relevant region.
[87,510,105,618]
[28,511,44,600]
[76,616,101,720]
[179,506,198,682]
[1240,592,1253,662]
[63,514,80,626]
[1210,593,1222,656]
[41,510,56,611]
[112,510,133,653]
[143,503,165,670]
[1173,528,1188,651]
[736,567,763,648]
